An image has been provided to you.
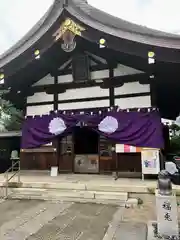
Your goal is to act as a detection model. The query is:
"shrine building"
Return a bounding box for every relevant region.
[1,0,180,176]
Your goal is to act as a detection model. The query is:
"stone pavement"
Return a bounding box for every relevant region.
[4,195,180,239]
[0,200,118,240]
[0,199,149,240]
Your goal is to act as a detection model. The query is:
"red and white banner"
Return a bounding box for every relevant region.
[115,144,141,153]
[115,144,159,153]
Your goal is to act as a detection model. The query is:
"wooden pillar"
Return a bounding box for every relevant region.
[149,72,158,108]
[53,75,58,111]
[108,67,117,173]
[53,75,59,168]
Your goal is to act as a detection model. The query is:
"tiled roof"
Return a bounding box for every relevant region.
[1,0,180,68]
[69,0,180,48]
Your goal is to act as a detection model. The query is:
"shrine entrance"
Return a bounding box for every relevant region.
[58,127,99,173]
[73,127,99,173]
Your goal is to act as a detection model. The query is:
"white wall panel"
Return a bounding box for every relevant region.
[115,95,151,109]
[58,70,109,83]
[91,70,109,79]
[58,100,109,110]
[26,105,53,116]
[114,64,143,77]
[33,74,54,86]
[58,87,109,101]
[33,64,144,86]
[115,82,150,96]
[58,64,144,84]
[27,92,53,104]
[58,74,73,83]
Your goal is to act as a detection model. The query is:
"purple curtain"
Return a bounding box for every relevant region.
[21,110,164,149]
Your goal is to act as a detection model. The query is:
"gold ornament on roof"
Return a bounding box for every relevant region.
[53,18,85,41]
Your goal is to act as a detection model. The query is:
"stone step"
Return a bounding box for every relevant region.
[4,181,145,193]
[5,188,128,205]
[20,182,87,191]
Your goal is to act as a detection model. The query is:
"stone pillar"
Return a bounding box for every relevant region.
[156,170,179,239]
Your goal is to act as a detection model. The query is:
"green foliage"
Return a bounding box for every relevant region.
[169,123,180,137]
[170,136,180,154]
[168,123,180,154]
[0,90,23,132]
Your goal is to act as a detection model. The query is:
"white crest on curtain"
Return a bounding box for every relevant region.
[48,117,67,135]
[98,116,118,134]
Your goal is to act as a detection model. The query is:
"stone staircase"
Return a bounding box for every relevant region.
[1,181,137,206]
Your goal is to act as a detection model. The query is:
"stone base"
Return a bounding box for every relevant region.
[147,221,179,240]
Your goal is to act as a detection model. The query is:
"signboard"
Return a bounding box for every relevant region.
[141,149,160,174]
[74,155,99,173]
[156,191,179,237]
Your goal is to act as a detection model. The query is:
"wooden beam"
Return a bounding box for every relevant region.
[26,92,150,107]
[28,73,148,94]
[53,63,109,76]
[88,54,105,65]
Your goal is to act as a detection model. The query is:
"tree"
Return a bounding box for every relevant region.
[169,123,180,137]
[170,135,180,154]
[0,90,23,132]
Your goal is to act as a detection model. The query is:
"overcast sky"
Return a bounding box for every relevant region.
[1,0,180,55]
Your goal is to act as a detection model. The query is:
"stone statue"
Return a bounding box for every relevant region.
[157,170,172,196]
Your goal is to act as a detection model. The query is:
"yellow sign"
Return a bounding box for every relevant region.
[53,18,85,41]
